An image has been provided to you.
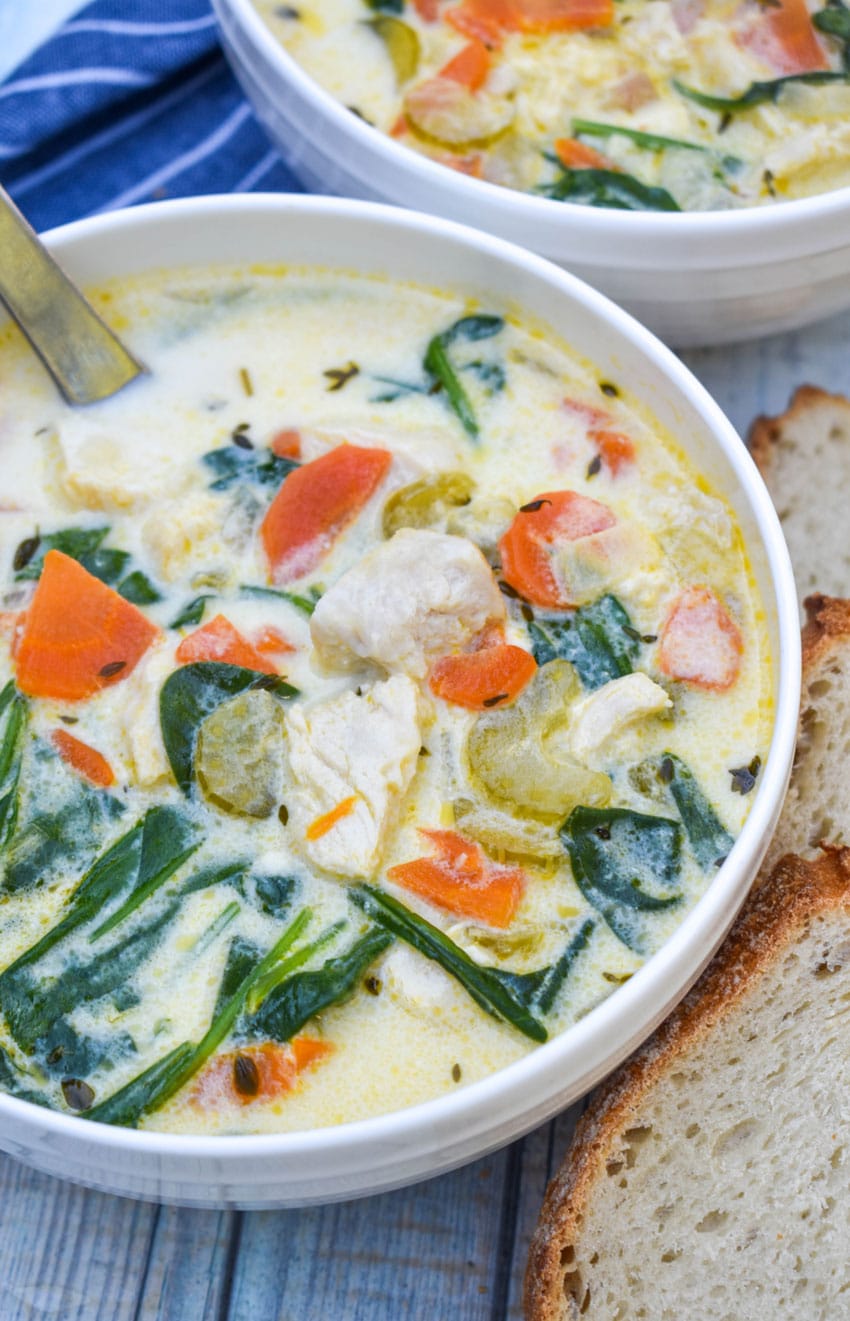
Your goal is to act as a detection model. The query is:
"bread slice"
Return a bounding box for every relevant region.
[525,847,850,1321]
[749,386,850,610]
[761,593,850,876]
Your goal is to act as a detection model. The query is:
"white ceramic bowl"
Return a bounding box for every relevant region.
[0,195,798,1207]
[213,0,850,349]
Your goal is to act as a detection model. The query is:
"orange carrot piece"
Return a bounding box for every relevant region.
[175,614,277,673]
[270,428,302,460]
[554,137,613,170]
[592,429,636,476]
[306,795,358,841]
[192,1039,333,1109]
[252,625,296,656]
[15,551,158,702]
[390,112,410,137]
[412,0,440,16]
[261,443,392,584]
[447,0,612,44]
[51,729,115,788]
[498,490,616,608]
[439,39,491,89]
[658,586,743,691]
[430,642,536,709]
[741,0,828,73]
[388,829,525,928]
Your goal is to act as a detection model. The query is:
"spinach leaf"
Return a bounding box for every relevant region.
[571,118,708,155]
[88,805,200,940]
[2,777,124,895]
[673,70,849,114]
[14,527,109,579]
[529,595,640,689]
[213,937,263,1018]
[0,1045,51,1108]
[369,374,430,403]
[351,886,548,1042]
[814,0,850,66]
[243,926,392,1042]
[160,661,298,795]
[169,594,213,629]
[239,583,320,616]
[424,314,505,442]
[252,872,298,917]
[561,806,682,953]
[84,910,318,1126]
[365,0,404,10]
[657,753,734,871]
[13,526,161,603]
[85,1042,196,1127]
[0,683,27,852]
[202,443,297,493]
[540,167,681,212]
[492,918,595,1015]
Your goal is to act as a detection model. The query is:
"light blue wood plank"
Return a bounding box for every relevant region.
[226,1148,515,1321]
[0,1153,156,1321]
[134,1206,239,1321]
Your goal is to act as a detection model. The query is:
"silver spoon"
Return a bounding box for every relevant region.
[0,185,145,405]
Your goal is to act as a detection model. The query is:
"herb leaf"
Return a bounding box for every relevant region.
[489,918,595,1015]
[673,70,849,114]
[572,118,707,155]
[561,806,682,953]
[528,595,640,689]
[159,661,298,795]
[0,683,27,853]
[239,582,320,616]
[540,166,681,212]
[14,527,109,580]
[243,926,392,1042]
[202,443,297,493]
[351,885,548,1041]
[424,314,505,442]
[657,753,734,870]
[169,594,213,629]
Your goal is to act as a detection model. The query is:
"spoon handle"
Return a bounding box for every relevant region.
[0,186,145,405]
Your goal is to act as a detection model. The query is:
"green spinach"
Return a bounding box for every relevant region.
[424,314,505,441]
[673,70,849,114]
[539,166,681,212]
[528,595,640,689]
[202,443,297,493]
[657,754,734,871]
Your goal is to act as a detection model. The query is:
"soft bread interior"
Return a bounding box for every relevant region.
[554,887,850,1320]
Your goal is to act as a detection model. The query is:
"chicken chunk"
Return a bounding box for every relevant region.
[55,418,193,513]
[120,640,179,787]
[378,944,466,1020]
[286,675,421,877]
[569,673,672,766]
[311,529,505,677]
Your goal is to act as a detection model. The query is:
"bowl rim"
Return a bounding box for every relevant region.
[215,0,850,250]
[0,192,800,1169]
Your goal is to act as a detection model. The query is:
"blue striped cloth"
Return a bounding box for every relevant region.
[0,0,303,233]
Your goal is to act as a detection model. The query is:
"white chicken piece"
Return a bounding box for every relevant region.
[569,673,672,766]
[120,640,179,787]
[310,529,505,677]
[142,491,231,584]
[55,417,193,513]
[286,675,421,878]
[378,943,466,1020]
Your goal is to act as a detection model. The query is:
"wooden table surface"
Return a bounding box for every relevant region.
[1,308,846,1321]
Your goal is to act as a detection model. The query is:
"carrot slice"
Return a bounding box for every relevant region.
[175,614,277,673]
[388,829,525,928]
[439,39,491,90]
[554,137,613,170]
[430,642,536,709]
[498,491,616,608]
[592,429,636,476]
[658,586,743,691]
[306,795,358,841]
[51,729,115,788]
[252,625,296,657]
[261,443,392,584]
[740,0,827,73]
[270,429,302,460]
[15,550,158,702]
[192,1039,333,1109]
[412,0,440,18]
[447,0,612,44]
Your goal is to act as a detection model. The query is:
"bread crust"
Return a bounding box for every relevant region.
[748,384,850,479]
[801,591,850,664]
[524,847,850,1321]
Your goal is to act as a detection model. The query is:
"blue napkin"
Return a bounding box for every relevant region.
[0,0,302,233]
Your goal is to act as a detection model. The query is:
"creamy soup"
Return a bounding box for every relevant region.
[258,0,850,210]
[0,268,771,1134]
